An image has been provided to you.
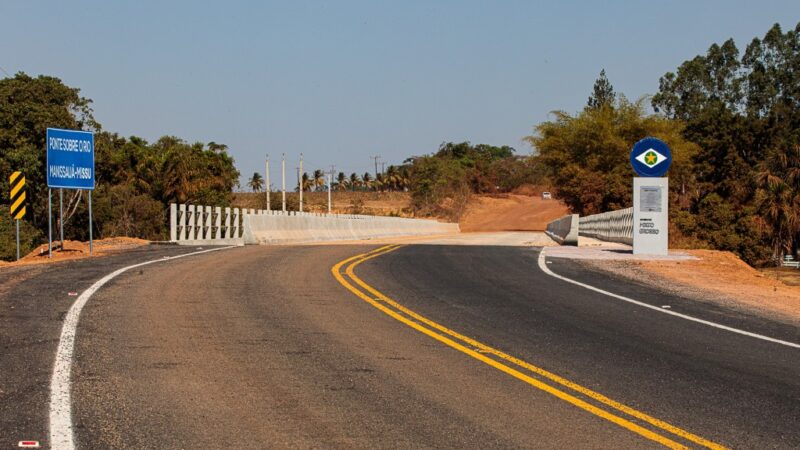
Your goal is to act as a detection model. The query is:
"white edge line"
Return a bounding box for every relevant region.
[48,246,236,450]
[537,249,800,350]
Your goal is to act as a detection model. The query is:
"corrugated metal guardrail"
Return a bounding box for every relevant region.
[578,207,633,245]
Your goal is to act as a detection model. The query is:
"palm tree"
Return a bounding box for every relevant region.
[755,145,800,260]
[399,167,411,191]
[362,172,372,190]
[375,173,386,192]
[337,172,347,191]
[248,172,264,192]
[162,146,198,203]
[385,165,399,191]
[313,169,325,191]
[349,173,360,191]
[301,172,313,191]
[207,141,228,153]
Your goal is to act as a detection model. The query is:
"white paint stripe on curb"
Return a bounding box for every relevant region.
[49,246,235,450]
[538,249,800,350]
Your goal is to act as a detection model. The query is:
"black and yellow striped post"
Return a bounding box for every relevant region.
[9,171,27,260]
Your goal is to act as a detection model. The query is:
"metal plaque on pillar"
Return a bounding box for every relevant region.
[630,137,671,255]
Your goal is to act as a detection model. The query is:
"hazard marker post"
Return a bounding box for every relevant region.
[9,171,27,260]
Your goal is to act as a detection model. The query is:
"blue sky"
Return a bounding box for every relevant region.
[2,1,799,187]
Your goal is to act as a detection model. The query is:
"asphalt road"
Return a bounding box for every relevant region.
[1,244,798,449]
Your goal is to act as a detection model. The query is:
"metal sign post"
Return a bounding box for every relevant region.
[89,190,93,255]
[46,128,95,257]
[59,188,64,251]
[629,137,672,256]
[9,171,27,260]
[48,189,52,257]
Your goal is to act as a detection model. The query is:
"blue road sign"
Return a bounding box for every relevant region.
[46,128,95,189]
[630,137,671,177]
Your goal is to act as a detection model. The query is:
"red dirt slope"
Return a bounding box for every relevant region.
[459,194,570,232]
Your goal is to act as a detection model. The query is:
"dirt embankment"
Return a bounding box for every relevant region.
[458,194,569,232]
[0,237,149,268]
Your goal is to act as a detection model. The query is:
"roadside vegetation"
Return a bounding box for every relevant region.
[2,22,798,266]
[0,73,239,260]
[527,22,800,266]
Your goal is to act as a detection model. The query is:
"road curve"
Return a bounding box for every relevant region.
[2,243,798,448]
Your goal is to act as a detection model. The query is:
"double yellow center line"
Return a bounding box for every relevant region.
[331,245,727,450]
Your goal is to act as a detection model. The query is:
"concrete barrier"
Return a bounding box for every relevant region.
[545,214,579,246]
[171,203,460,245]
[579,207,633,245]
[243,211,459,245]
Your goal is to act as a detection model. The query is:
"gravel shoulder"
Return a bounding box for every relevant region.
[578,249,800,326]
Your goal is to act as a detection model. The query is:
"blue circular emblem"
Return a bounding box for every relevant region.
[630,137,672,177]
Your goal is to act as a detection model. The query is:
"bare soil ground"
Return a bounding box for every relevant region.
[0,237,150,268]
[583,249,800,325]
[235,191,571,231]
[459,194,569,232]
[233,191,415,217]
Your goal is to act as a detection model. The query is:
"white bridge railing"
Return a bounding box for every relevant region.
[169,203,459,246]
[578,207,633,245]
[170,203,245,245]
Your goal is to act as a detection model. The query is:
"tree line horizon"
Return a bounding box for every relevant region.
[2,21,799,265]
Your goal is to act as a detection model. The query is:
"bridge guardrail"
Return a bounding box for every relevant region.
[169,203,459,246]
[545,214,579,246]
[243,210,458,244]
[578,207,633,245]
[169,203,246,245]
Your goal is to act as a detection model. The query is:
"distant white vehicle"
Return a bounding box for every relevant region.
[541,191,552,200]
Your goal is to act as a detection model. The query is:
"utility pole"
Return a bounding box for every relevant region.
[327,173,332,214]
[296,167,300,212]
[299,153,304,212]
[265,155,270,211]
[281,153,286,212]
[327,165,336,214]
[371,155,381,180]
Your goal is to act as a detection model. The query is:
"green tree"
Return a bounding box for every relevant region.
[527,97,698,215]
[349,173,360,190]
[409,155,468,218]
[650,21,800,263]
[313,169,325,191]
[586,69,616,110]
[248,172,264,192]
[0,73,98,233]
[754,144,800,259]
[301,172,312,191]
